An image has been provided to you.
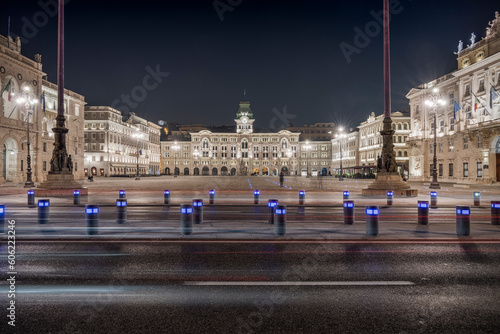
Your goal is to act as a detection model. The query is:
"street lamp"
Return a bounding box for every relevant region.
[304,141,311,178]
[335,127,347,181]
[172,141,180,177]
[17,84,38,188]
[132,129,144,180]
[425,87,446,189]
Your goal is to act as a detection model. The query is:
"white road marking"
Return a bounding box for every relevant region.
[184,281,414,286]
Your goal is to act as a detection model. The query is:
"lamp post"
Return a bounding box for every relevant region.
[425,87,446,189]
[172,141,180,177]
[17,84,38,188]
[335,127,347,181]
[132,129,143,180]
[304,141,311,178]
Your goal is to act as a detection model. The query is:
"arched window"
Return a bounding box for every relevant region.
[398,151,402,157]
[403,123,408,130]
[281,139,288,149]
[397,123,402,130]
[404,151,408,157]
[241,139,248,149]
[202,139,209,149]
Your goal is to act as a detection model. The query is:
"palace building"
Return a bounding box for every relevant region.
[406,12,500,184]
[0,34,86,184]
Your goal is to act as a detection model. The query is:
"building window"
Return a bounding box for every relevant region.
[43,142,47,152]
[43,161,47,171]
[439,164,443,177]
[449,93,454,106]
[21,160,24,171]
[439,120,444,132]
[463,162,469,177]
[464,137,468,149]
[430,143,433,154]
[448,140,453,152]
[75,162,77,171]
[477,162,483,177]
[465,84,471,96]
[478,79,485,92]
[449,163,453,177]
[477,134,482,148]
[449,118,454,131]
[439,143,443,153]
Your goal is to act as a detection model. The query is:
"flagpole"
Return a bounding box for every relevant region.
[7,16,10,49]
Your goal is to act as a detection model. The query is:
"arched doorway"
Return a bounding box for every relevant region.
[230,168,236,176]
[184,167,189,175]
[272,168,278,176]
[202,166,209,175]
[253,168,259,176]
[221,166,228,176]
[174,167,179,175]
[262,167,269,175]
[281,167,288,175]
[91,167,97,176]
[2,138,18,182]
[322,168,327,176]
[165,167,170,175]
[212,167,218,176]
[194,167,200,175]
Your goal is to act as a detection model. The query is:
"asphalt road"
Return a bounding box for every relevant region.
[1,240,500,333]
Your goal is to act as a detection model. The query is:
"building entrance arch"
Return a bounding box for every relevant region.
[2,138,18,182]
[202,166,209,175]
[230,168,236,176]
[194,167,200,175]
[221,166,228,175]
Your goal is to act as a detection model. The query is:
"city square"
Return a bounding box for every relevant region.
[2,0,500,333]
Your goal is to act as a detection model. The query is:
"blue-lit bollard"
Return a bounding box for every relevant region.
[85,205,99,235]
[430,191,438,209]
[193,199,203,224]
[209,189,215,205]
[38,199,50,224]
[180,204,193,235]
[456,206,470,236]
[343,201,355,225]
[119,190,126,199]
[116,199,127,224]
[73,190,81,205]
[254,190,261,205]
[387,191,394,206]
[299,190,305,205]
[491,201,500,225]
[27,190,35,206]
[0,205,4,234]
[365,206,379,236]
[164,190,171,205]
[473,192,481,206]
[418,201,429,225]
[268,199,279,224]
[343,191,350,201]
[274,205,287,236]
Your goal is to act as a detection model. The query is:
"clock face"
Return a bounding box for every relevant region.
[242,117,248,124]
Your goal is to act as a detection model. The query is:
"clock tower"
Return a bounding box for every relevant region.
[235,101,255,133]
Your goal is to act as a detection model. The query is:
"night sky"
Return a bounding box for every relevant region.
[2,0,499,130]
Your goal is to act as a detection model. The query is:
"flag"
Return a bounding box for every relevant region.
[473,92,493,118]
[491,85,500,109]
[40,91,46,112]
[453,99,461,120]
[139,149,143,156]
[3,78,12,98]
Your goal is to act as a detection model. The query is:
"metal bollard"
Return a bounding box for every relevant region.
[456,206,470,236]
[85,205,99,235]
[430,191,438,209]
[27,190,35,206]
[116,199,127,224]
[491,201,500,225]
[38,199,50,224]
[299,190,305,205]
[209,189,215,205]
[0,205,4,234]
[473,192,481,206]
[268,199,279,224]
[343,191,350,201]
[180,204,193,235]
[274,205,286,236]
[343,201,354,225]
[417,201,429,225]
[193,199,203,224]
[73,190,81,205]
[365,206,379,236]
[164,190,171,205]
[119,190,126,199]
[387,191,394,206]
[254,190,261,205]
